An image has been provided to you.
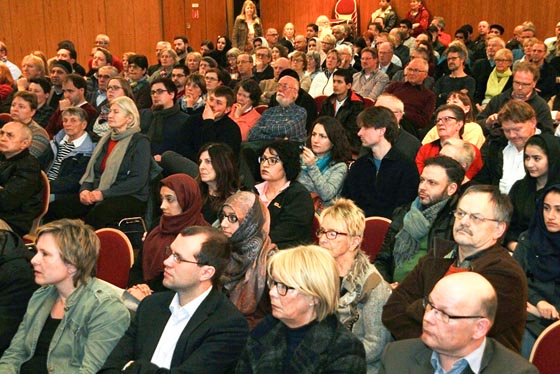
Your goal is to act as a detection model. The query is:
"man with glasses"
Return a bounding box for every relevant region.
[171,64,189,100]
[353,47,390,101]
[100,226,249,373]
[477,62,553,138]
[383,184,528,353]
[375,156,464,284]
[252,47,273,83]
[229,53,254,89]
[385,58,436,137]
[380,272,537,373]
[86,65,119,110]
[434,43,476,106]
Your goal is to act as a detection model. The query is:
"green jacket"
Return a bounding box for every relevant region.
[0,278,130,374]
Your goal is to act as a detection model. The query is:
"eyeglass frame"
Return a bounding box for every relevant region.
[218,212,239,223]
[165,246,200,265]
[453,209,500,225]
[423,296,485,323]
[435,116,458,125]
[258,155,282,165]
[267,278,295,296]
[316,228,349,240]
[150,88,169,96]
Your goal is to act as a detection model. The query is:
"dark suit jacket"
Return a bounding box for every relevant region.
[99,288,249,374]
[379,337,538,374]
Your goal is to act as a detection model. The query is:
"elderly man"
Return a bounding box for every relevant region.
[248,70,306,144]
[0,121,43,236]
[383,184,528,352]
[353,47,390,101]
[100,226,249,373]
[229,53,254,89]
[342,106,419,218]
[384,58,436,138]
[375,156,465,283]
[259,57,290,105]
[47,107,95,201]
[293,34,307,53]
[380,272,538,373]
[265,28,280,46]
[87,65,119,110]
[253,47,273,83]
[149,41,172,75]
[477,61,553,134]
[377,41,402,79]
[472,37,505,104]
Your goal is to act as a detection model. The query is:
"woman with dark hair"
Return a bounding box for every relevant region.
[219,191,276,328]
[229,79,262,141]
[209,35,232,68]
[232,0,263,51]
[255,140,314,249]
[416,104,483,180]
[271,44,289,62]
[199,56,218,76]
[298,116,351,212]
[180,73,207,114]
[198,143,240,224]
[507,134,560,251]
[86,47,113,77]
[127,54,152,109]
[129,174,209,299]
[200,40,215,56]
[422,91,486,148]
[514,184,560,358]
[93,77,135,138]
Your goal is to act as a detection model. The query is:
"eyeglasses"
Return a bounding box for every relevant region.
[291,58,304,63]
[218,212,239,223]
[258,155,281,165]
[316,228,348,240]
[277,83,296,91]
[513,80,533,87]
[435,116,457,125]
[151,89,169,96]
[406,67,427,73]
[171,73,186,78]
[107,85,123,91]
[423,297,485,324]
[256,53,270,58]
[453,209,500,225]
[267,278,294,296]
[165,246,200,265]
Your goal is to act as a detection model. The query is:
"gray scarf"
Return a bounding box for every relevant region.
[80,126,140,192]
[393,196,449,267]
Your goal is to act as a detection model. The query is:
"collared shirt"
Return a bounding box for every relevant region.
[96,91,107,107]
[255,180,291,206]
[150,286,213,369]
[430,338,486,374]
[499,142,525,194]
[352,69,390,100]
[247,103,307,142]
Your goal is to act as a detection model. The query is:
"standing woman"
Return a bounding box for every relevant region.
[198,143,240,224]
[219,191,277,328]
[506,134,560,251]
[236,245,366,373]
[298,117,351,212]
[318,198,391,374]
[47,96,151,229]
[514,185,560,357]
[0,219,130,373]
[255,140,314,249]
[232,0,263,52]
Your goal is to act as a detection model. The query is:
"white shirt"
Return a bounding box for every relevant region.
[150,286,213,369]
[499,142,525,194]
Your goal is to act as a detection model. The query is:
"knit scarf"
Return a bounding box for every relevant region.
[146,105,181,143]
[79,126,140,192]
[394,196,450,267]
[485,68,512,103]
[302,152,332,174]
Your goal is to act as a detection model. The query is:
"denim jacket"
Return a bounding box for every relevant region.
[0,278,130,374]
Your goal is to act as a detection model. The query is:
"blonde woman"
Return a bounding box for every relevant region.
[232,0,263,52]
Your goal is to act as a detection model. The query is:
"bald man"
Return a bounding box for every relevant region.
[0,122,43,236]
[380,272,538,373]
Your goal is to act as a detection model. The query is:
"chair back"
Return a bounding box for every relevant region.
[95,228,134,288]
[363,97,376,108]
[311,213,321,244]
[362,216,391,261]
[530,319,560,374]
[23,171,50,243]
[314,95,328,114]
[254,104,268,114]
[334,0,358,34]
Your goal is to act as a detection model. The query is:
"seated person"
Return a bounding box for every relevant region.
[375,156,464,283]
[46,107,95,201]
[28,77,55,128]
[140,77,190,162]
[342,107,419,218]
[219,191,277,328]
[46,97,151,229]
[0,219,130,373]
[254,140,314,249]
[236,245,366,372]
[318,198,392,373]
[92,77,135,139]
[100,226,249,373]
[514,185,560,358]
[127,54,152,110]
[0,121,43,236]
[297,117,351,211]
[179,73,207,115]
[258,57,289,105]
[229,79,262,141]
[380,272,538,373]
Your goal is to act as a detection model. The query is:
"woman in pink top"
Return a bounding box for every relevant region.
[229,78,262,141]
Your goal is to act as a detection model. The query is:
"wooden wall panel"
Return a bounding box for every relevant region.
[2,0,560,78]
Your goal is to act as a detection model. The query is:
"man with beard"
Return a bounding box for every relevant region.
[434,43,476,106]
[382,185,528,353]
[173,35,193,65]
[380,272,537,373]
[375,156,464,284]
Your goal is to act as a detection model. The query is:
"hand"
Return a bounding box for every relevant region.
[537,300,560,320]
[79,190,93,205]
[153,154,161,162]
[485,113,499,128]
[127,284,153,302]
[202,102,215,120]
[506,241,518,252]
[301,146,316,166]
[389,282,399,290]
[17,77,29,91]
[90,190,104,202]
[58,99,71,111]
[184,92,196,108]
